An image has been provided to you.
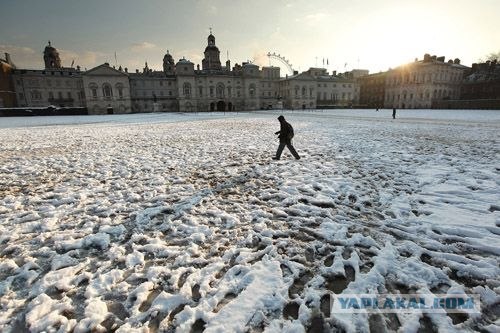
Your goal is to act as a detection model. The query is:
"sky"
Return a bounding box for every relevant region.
[1,0,500,75]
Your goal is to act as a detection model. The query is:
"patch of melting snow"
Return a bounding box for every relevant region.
[0,110,499,332]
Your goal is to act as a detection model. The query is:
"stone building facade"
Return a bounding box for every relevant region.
[6,35,366,112]
[384,54,468,109]
[359,72,387,108]
[12,42,86,108]
[82,63,131,114]
[461,60,500,100]
[0,53,16,107]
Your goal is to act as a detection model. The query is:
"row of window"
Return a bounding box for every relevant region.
[317,92,352,100]
[387,70,462,86]
[182,83,256,98]
[133,90,174,98]
[16,78,83,89]
[317,83,351,88]
[386,88,456,101]
[132,80,174,87]
[89,83,124,100]
[28,90,85,101]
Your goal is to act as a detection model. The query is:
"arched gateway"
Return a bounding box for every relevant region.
[216,100,226,111]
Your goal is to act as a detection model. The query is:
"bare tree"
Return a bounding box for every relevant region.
[479,51,500,62]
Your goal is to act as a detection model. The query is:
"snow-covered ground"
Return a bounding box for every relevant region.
[0,109,499,332]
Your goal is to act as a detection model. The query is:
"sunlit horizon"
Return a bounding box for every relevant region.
[1,0,499,75]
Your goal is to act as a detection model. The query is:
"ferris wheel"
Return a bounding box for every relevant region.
[267,52,295,75]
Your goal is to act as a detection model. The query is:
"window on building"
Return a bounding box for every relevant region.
[49,92,54,100]
[67,92,72,99]
[115,83,124,99]
[183,82,191,97]
[216,83,225,98]
[209,86,214,97]
[58,91,63,100]
[103,84,113,99]
[249,84,256,98]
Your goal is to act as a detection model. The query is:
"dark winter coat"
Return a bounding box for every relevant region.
[275,116,294,142]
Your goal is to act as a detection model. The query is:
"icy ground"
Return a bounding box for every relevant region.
[0,109,499,333]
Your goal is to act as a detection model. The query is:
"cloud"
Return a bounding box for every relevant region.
[196,0,218,15]
[296,12,329,25]
[131,41,157,52]
[59,49,108,68]
[252,50,269,67]
[207,5,217,15]
[0,44,39,68]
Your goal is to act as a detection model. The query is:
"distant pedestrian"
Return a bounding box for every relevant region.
[273,115,300,160]
[392,108,396,119]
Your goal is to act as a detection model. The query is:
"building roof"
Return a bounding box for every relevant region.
[84,63,128,76]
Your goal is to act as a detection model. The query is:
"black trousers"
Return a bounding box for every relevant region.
[276,140,300,159]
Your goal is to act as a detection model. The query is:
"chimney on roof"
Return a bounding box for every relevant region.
[437,56,445,62]
[454,58,460,65]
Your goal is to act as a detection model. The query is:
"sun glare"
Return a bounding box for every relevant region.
[345,5,456,72]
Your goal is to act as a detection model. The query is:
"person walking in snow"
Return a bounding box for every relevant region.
[273,115,300,160]
[392,108,397,119]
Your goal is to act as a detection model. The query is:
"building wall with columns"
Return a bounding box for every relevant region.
[129,66,178,113]
[12,68,85,108]
[259,66,281,109]
[384,54,468,109]
[278,72,317,109]
[359,72,387,108]
[82,63,131,114]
